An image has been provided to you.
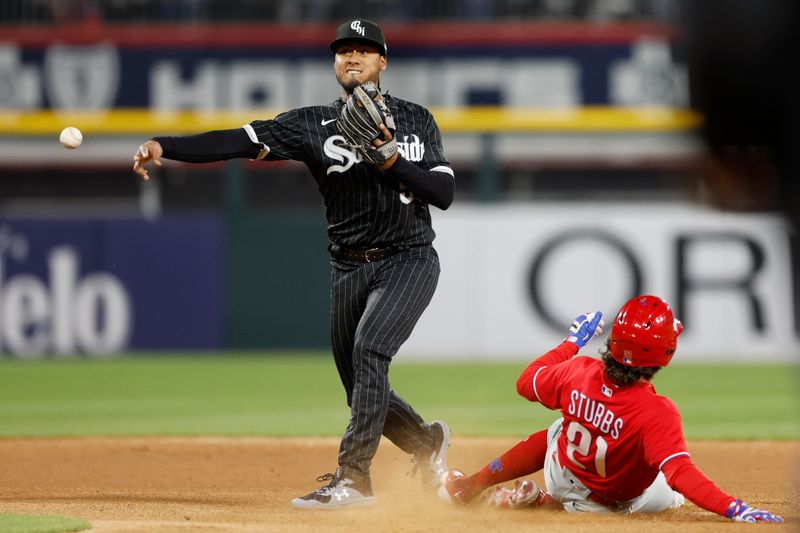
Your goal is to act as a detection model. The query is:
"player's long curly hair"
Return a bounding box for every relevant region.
[600,341,661,387]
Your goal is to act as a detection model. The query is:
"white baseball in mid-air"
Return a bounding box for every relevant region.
[59,126,83,149]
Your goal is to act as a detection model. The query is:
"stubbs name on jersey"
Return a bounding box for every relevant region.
[323,133,425,175]
[568,389,623,439]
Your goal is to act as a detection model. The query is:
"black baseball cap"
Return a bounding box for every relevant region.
[330,19,387,56]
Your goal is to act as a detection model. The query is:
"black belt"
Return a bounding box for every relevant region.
[329,244,400,263]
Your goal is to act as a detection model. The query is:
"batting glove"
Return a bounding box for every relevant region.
[566,312,604,348]
[726,499,784,523]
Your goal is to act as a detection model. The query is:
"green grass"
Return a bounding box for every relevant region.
[0,514,89,533]
[0,354,797,439]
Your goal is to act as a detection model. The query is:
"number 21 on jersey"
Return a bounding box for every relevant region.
[565,421,608,477]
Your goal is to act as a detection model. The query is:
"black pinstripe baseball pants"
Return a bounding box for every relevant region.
[330,245,440,480]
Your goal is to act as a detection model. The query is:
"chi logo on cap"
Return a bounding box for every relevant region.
[350,20,365,36]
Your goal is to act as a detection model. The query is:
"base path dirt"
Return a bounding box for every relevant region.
[0,437,796,532]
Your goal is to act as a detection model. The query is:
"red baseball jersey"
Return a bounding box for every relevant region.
[530,350,690,503]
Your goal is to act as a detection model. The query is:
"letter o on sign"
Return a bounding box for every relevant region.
[527,230,643,331]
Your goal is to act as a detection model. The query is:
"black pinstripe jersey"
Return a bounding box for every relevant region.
[245,95,452,249]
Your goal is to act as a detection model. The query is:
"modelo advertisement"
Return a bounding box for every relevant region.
[404,204,798,362]
[0,216,224,358]
[1,23,684,112]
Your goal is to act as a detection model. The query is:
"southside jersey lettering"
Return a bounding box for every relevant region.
[567,390,624,439]
[244,95,451,249]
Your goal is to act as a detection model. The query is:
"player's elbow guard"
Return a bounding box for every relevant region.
[419,170,455,210]
[438,179,455,210]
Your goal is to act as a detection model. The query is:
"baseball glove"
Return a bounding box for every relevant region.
[337,81,398,166]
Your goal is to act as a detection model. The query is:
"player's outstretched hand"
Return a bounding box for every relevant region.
[132,140,163,181]
[566,312,604,348]
[727,500,784,523]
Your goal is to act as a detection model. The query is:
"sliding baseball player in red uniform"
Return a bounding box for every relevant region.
[440,295,783,523]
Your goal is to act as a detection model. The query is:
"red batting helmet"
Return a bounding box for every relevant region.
[609,295,683,367]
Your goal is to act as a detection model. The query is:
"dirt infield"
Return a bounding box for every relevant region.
[0,437,796,532]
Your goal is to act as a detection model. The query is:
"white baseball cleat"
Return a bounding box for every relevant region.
[292,469,376,509]
[413,420,451,488]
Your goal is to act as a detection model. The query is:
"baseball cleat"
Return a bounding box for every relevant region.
[412,420,451,488]
[487,479,551,509]
[291,468,376,509]
[438,468,474,504]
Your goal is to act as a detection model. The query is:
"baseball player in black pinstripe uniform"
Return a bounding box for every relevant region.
[133,19,455,509]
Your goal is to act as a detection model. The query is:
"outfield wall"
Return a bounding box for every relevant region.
[0,203,797,361]
[404,203,799,362]
[0,216,226,357]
